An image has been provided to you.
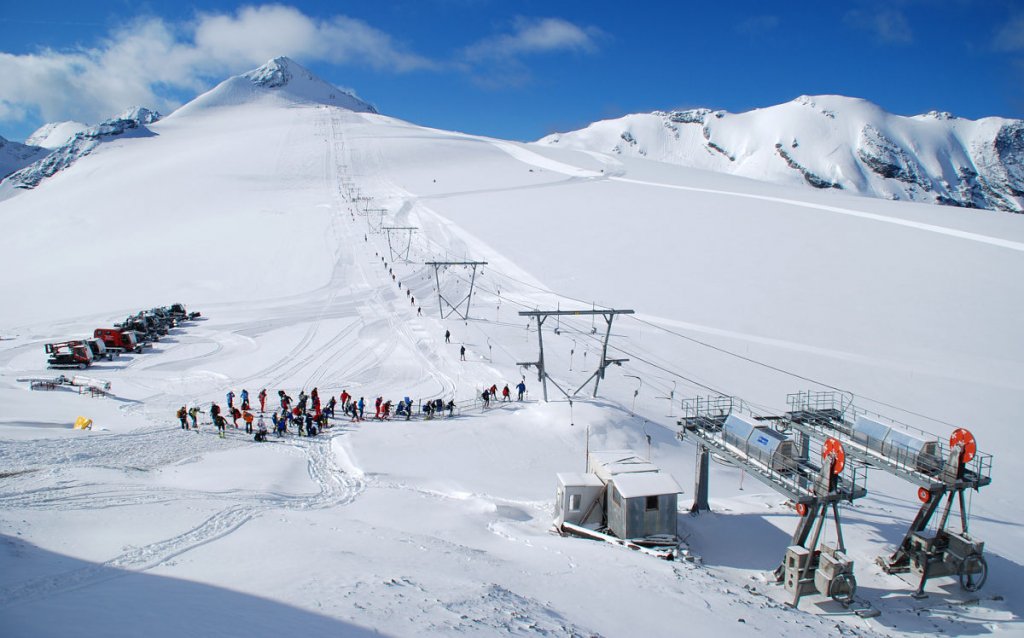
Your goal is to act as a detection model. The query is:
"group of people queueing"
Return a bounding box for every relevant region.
[480,380,527,407]
[177,385,473,442]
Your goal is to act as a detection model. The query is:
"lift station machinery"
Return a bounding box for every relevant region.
[678,396,867,607]
[781,390,992,597]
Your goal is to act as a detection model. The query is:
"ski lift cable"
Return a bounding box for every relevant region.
[447,271,733,399]
[625,315,958,429]
[435,254,955,429]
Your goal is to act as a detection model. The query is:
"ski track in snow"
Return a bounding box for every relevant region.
[3,100,1014,637]
[609,176,1024,252]
[471,136,1024,252]
[0,426,365,609]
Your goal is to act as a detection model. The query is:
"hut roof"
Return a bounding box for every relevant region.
[610,472,683,498]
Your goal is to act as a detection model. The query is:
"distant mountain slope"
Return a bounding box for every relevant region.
[1,108,161,191]
[0,136,47,180]
[172,56,377,117]
[25,121,89,149]
[537,95,1024,213]
[1,57,375,194]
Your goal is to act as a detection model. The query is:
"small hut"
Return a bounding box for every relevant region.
[555,450,682,544]
[555,473,605,528]
[588,451,682,541]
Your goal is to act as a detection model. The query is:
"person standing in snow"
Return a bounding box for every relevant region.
[374,396,383,420]
[240,389,250,410]
[341,390,350,411]
[231,407,242,428]
[188,406,200,429]
[176,406,188,429]
[460,345,466,361]
[258,388,267,413]
[357,397,365,420]
[482,388,490,408]
[243,410,254,434]
[516,381,526,401]
[226,390,235,410]
[445,329,451,343]
[490,384,498,401]
[502,385,511,402]
[211,403,225,438]
[446,399,456,417]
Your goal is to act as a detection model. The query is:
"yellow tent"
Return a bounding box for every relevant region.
[73,416,93,430]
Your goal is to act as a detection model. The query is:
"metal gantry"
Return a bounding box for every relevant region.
[425,261,488,321]
[382,226,417,263]
[363,207,388,233]
[516,308,633,402]
[781,390,992,596]
[678,396,866,607]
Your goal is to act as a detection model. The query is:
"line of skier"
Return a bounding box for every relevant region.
[176,385,470,442]
[480,380,527,408]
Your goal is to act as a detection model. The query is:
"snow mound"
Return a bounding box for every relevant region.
[25,120,90,149]
[1,108,161,191]
[173,56,376,116]
[538,94,1024,213]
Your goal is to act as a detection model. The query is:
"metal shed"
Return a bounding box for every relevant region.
[555,473,605,528]
[586,451,682,541]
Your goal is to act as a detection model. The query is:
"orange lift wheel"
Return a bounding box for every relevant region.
[917,487,931,503]
[822,437,846,475]
[795,503,808,516]
[950,428,977,464]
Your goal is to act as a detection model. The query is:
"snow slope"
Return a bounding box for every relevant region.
[538,95,1024,213]
[25,120,89,149]
[1,60,1023,637]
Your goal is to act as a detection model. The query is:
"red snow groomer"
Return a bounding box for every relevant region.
[93,328,145,354]
[45,341,94,369]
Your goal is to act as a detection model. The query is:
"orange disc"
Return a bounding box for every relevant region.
[917,487,931,503]
[950,428,977,464]
[822,437,846,475]
[795,503,808,516]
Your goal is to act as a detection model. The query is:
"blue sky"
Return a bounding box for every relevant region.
[1,1,1022,143]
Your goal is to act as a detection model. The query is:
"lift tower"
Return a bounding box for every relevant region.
[382,226,417,263]
[516,309,633,402]
[425,261,488,321]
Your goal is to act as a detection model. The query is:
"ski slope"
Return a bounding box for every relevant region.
[1,61,1023,637]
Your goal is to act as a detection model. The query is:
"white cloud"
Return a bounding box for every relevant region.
[0,5,434,129]
[844,8,913,44]
[994,15,1024,52]
[465,17,601,61]
[735,15,780,36]
[461,17,602,89]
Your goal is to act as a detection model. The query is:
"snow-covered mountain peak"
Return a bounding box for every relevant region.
[1,106,161,192]
[113,106,161,125]
[242,56,299,88]
[538,95,1024,213]
[25,121,89,149]
[174,56,377,116]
